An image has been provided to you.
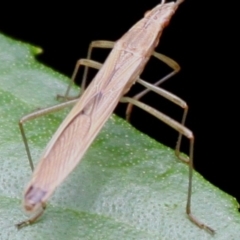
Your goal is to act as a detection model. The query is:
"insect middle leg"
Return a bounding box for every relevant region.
[57,58,102,101]
[120,96,215,235]
[58,41,115,101]
[124,52,187,163]
[133,77,189,163]
[56,41,114,103]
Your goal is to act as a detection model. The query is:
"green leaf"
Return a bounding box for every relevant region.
[0,33,239,240]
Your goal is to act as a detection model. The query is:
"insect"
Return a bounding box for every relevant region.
[17,0,214,234]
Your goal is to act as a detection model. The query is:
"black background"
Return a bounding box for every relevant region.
[0,1,237,202]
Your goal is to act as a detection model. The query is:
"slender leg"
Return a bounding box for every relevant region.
[17,59,103,228]
[60,40,179,105]
[16,204,46,229]
[126,52,180,121]
[82,41,115,93]
[62,42,185,162]
[134,78,188,163]
[83,41,180,96]
[120,97,215,235]
[17,101,77,229]
[58,41,115,101]
[57,59,102,101]
[19,99,79,172]
[81,42,185,161]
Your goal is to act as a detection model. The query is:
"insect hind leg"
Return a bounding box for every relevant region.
[19,99,79,171]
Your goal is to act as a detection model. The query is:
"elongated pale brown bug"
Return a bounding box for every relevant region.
[17,0,214,234]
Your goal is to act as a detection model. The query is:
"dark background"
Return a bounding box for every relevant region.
[0,1,237,202]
